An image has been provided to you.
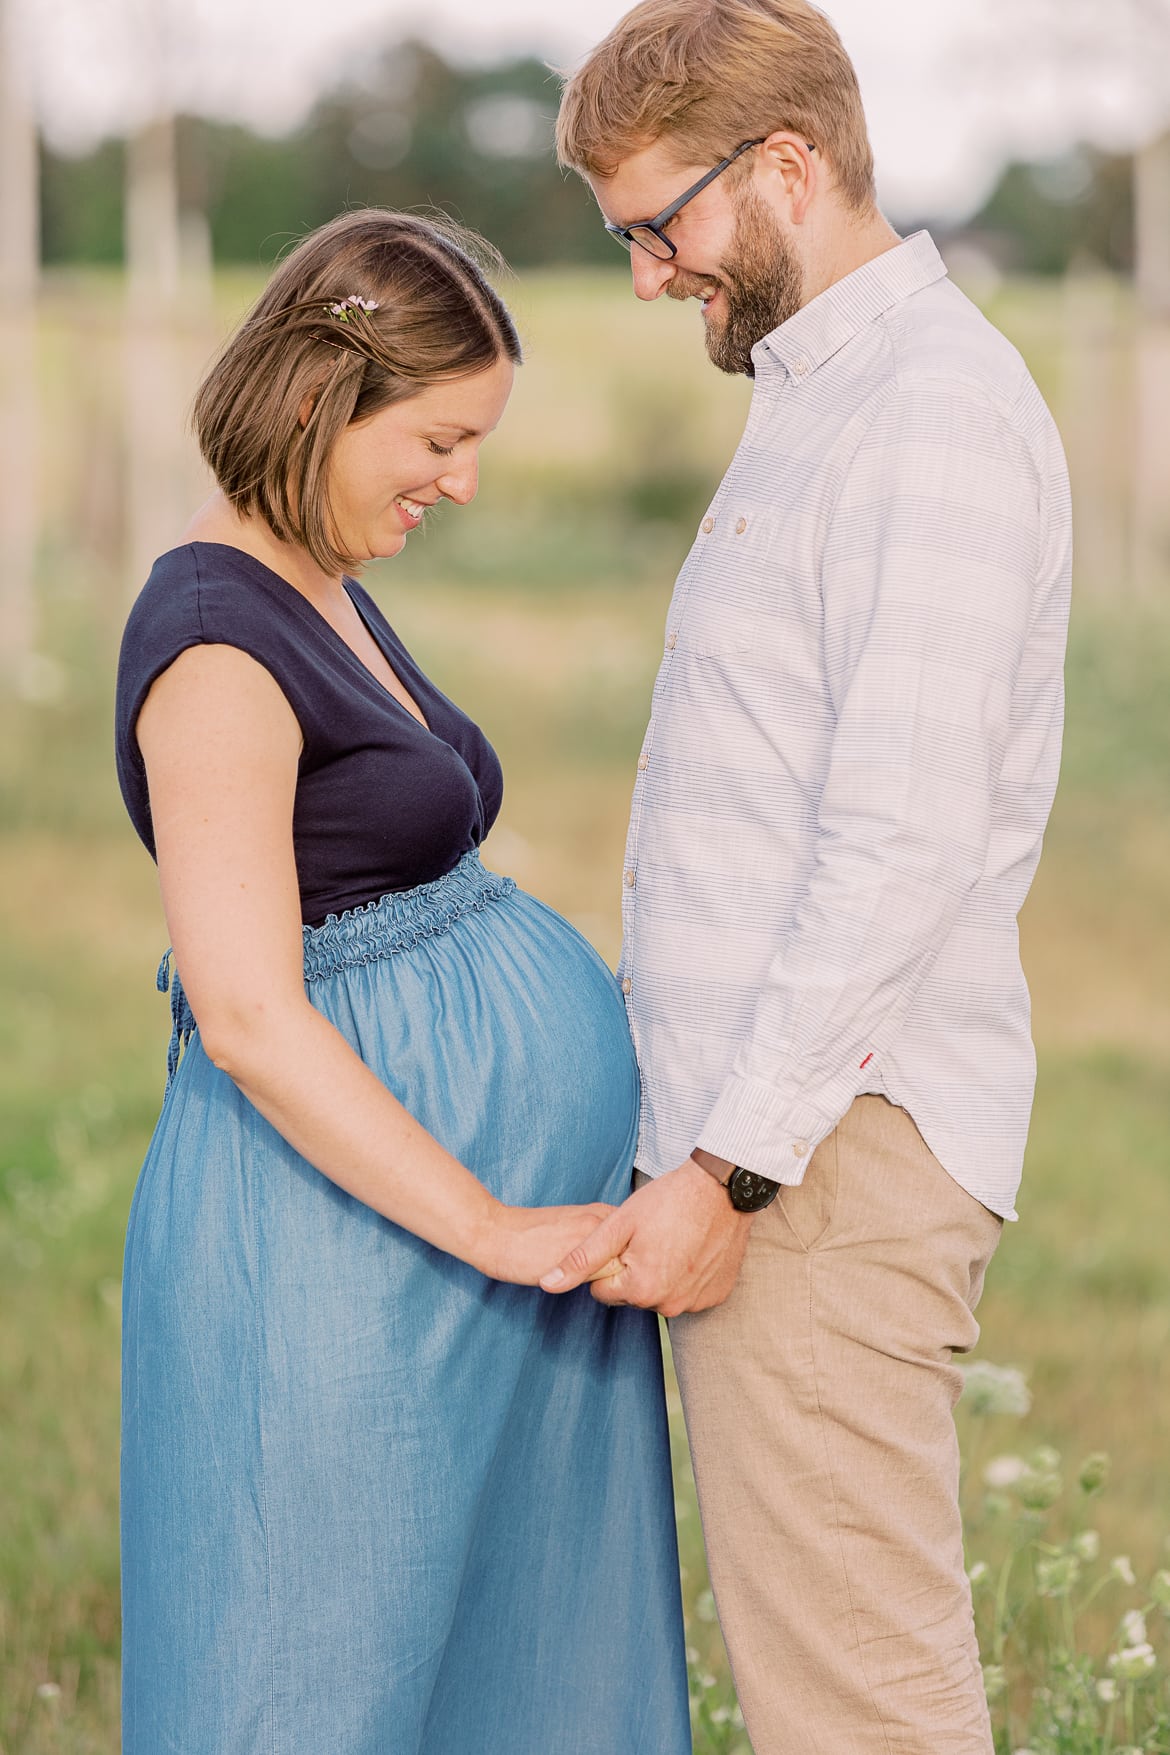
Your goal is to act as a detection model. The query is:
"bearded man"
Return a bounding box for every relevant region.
[542,3,1073,1751]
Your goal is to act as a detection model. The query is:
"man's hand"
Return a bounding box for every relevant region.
[539,1156,755,1317]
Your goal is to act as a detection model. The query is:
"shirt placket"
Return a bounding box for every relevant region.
[617,491,734,1019]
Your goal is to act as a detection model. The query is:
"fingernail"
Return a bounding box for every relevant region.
[541,1269,565,1288]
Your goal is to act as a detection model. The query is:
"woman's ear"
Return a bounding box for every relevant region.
[298,391,318,430]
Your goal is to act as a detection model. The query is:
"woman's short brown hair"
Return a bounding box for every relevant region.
[193,210,522,575]
[556,0,875,212]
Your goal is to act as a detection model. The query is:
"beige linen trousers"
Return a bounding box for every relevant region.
[669,1094,1003,1754]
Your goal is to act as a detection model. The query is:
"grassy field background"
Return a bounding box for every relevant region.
[1,266,1169,1752]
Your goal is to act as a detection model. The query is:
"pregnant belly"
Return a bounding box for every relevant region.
[310,885,640,1210]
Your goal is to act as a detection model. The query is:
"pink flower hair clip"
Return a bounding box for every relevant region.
[325,295,380,323]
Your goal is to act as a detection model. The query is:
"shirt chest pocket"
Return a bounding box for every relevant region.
[674,507,776,658]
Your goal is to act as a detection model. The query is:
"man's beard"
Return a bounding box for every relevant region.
[670,187,804,377]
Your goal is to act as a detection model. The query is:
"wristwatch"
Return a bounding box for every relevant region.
[694,1153,782,1213]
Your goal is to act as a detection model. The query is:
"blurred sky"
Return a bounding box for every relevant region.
[19,0,1170,221]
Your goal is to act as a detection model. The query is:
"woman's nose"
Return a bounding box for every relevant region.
[438,454,479,505]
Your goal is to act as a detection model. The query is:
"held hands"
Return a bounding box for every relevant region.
[481,1200,619,1287]
[539,1157,755,1318]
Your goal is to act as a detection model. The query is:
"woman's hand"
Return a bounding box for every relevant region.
[481,1201,622,1287]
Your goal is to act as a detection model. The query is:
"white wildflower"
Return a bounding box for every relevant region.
[1071,1528,1100,1562]
[982,1664,1007,1702]
[1036,1553,1080,1597]
[967,1560,990,1585]
[35,1683,61,1701]
[1095,1677,1118,1702]
[1108,1642,1156,1681]
[1122,1608,1148,1647]
[1111,1555,1137,1586]
[1017,1466,1063,1511]
[984,1454,1028,1489]
[958,1361,1032,1417]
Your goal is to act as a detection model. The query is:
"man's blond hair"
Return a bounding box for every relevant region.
[556,0,875,212]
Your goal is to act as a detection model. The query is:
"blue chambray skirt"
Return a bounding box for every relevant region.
[120,853,691,1754]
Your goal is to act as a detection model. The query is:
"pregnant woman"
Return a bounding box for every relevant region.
[114,209,690,1754]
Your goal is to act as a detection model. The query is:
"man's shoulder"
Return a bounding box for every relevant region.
[880,277,1039,422]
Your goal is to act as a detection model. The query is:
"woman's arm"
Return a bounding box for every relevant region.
[138,642,610,1284]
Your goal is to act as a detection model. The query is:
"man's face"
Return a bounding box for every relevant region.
[590,140,806,376]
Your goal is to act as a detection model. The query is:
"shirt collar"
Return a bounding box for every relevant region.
[750,230,948,382]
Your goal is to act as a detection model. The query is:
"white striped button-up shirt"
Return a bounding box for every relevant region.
[619,231,1071,1220]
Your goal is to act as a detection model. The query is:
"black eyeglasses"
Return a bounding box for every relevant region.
[604,137,815,260]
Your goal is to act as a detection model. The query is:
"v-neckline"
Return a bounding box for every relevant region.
[339,582,431,732]
[189,542,432,733]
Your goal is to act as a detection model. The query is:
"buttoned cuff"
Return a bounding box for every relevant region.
[696,1072,838,1184]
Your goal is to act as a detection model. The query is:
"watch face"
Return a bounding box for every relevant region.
[727,1167,781,1213]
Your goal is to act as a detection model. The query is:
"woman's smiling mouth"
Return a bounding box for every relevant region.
[394,496,429,530]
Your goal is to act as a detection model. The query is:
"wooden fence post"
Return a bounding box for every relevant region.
[1133,131,1170,596]
[123,108,187,598]
[0,0,40,687]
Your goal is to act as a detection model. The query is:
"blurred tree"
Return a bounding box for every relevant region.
[41,40,611,271]
[960,0,1170,292]
[962,148,1135,276]
[41,137,125,265]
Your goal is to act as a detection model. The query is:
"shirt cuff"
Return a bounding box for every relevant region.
[696,1072,838,1184]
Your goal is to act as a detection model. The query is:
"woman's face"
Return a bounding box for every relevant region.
[326,354,515,565]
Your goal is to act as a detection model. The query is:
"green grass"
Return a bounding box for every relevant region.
[3,265,1169,1750]
[3,577,1169,1752]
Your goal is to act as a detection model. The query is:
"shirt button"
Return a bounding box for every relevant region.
[701,516,715,533]
[792,1139,809,1158]
[624,869,635,888]
[637,754,649,771]
[794,357,810,378]
[621,977,632,995]
[734,517,747,535]
[665,631,678,650]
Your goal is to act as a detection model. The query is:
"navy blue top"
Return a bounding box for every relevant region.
[115,542,503,927]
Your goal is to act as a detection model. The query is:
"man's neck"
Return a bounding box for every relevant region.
[800,209,903,309]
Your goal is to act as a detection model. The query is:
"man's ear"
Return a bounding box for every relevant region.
[758,132,818,225]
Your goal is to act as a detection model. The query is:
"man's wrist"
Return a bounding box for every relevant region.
[690,1149,782,1214]
[690,1147,736,1186]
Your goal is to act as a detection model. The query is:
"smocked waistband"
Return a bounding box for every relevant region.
[155,852,514,1091]
[301,851,515,983]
